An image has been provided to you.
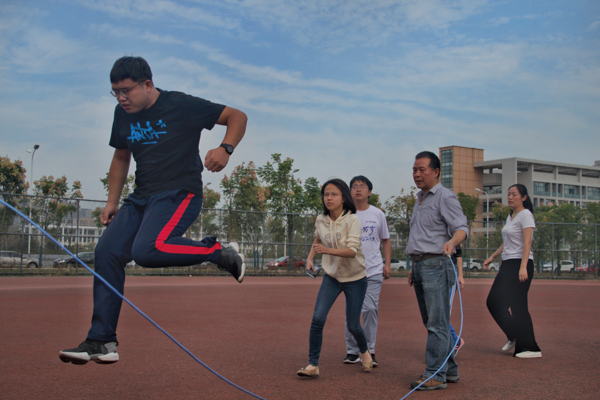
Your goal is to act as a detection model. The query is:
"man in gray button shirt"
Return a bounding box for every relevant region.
[406,151,468,391]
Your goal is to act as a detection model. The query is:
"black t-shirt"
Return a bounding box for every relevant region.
[109,89,226,198]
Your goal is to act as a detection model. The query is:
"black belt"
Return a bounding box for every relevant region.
[410,253,444,262]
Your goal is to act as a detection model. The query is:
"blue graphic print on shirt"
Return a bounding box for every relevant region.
[361,220,378,242]
[128,120,167,145]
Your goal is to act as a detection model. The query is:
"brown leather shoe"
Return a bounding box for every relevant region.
[297,365,319,378]
[410,376,447,390]
[360,351,373,372]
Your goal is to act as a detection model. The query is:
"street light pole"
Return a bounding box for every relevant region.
[475,188,489,258]
[26,144,40,254]
[288,169,299,269]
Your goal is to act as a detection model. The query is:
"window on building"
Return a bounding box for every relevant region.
[589,187,600,201]
[440,149,453,190]
[534,182,551,196]
[564,185,580,199]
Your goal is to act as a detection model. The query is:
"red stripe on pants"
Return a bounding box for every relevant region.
[155,193,221,254]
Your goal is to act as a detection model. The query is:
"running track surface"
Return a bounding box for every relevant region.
[1,276,599,400]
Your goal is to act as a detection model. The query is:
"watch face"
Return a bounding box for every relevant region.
[221,143,233,154]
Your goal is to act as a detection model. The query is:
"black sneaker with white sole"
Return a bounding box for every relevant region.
[217,242,245,283]
[59,339,119,365]
[371,353,378,367]
[343,354,360,364]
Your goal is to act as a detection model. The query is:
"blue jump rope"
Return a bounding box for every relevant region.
[2,198,463,399]
[0,199,266,400]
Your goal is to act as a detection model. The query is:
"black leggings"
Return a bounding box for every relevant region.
[486,259,541,354]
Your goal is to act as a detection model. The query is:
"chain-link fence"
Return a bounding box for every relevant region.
[1,193,598,279]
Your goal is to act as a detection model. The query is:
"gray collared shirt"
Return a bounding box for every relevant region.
[406,183,469,255]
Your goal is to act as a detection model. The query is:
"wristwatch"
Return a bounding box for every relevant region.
[220,143,234,155]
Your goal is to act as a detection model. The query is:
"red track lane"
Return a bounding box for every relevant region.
[1,276,599,400]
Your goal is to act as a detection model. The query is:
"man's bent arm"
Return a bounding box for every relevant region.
[205,106,247,173]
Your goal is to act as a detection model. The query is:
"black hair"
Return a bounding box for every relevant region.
[321,178,356,216]
[349,175,373,192]
[508,184,534,215]
[415,151,441,178]
[110,56,153,84]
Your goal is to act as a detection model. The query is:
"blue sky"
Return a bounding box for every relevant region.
[1,0,599,205]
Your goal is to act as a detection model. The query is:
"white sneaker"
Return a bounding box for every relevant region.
[515,351,542,358]
[502,339,516,351]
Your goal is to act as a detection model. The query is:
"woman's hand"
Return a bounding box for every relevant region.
[306,259,315,272]
[483,257,494,268]
[313,244,329,255]
[519,266,529,282]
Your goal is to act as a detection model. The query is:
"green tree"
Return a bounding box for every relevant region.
[220,162,267,249]
[368,193,382,209]
[32,176,84,252]
[384,187,417,256]
[0,156,28,248]
[533,203,583,270]
[491,202,511,222]
[258,154,313,265]
[457,192,479,221]
[302,177,322,214]
[188,184,221,241]
[100,173,136,201]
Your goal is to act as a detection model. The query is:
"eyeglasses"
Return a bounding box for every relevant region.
[351,185,368,190]
[110,82,144,99]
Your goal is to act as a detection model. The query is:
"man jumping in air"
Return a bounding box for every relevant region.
[59,56,247,365]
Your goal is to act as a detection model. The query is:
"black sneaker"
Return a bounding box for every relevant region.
[59,339,119,365]
[371,353,378,367]
[217,242,245,283]
[343,354,360,364]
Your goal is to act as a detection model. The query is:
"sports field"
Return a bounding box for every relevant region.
[1,276,598,399]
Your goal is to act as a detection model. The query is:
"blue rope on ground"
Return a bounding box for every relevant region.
[0,199,265,400]
[399,254,464,399]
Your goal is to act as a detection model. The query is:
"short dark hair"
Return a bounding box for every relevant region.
[321,179,356,215]
[110,56,153,84]
[508,184,534,215]
[415,151,440,179]
[349,175,373,192]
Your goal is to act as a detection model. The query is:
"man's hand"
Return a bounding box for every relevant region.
[100,203,119,226]
[407,270,413,286]
[443,241,455,257]
[383,263,391,280]
[458,275,465,290]
[204,147,230,172]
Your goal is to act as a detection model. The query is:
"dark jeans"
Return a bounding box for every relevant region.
[87,190,222,342]
[486,258,541,354]
[309,274,368,366]
[412,255,458,381]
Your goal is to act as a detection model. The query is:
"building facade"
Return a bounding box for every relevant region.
[439,145,600,222]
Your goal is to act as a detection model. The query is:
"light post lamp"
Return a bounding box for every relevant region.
[26,144,40,254]
[475,188,489,258]
[288,169,299,269]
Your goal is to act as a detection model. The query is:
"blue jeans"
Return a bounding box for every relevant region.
[309,274,368,366]
[412,256,458,381]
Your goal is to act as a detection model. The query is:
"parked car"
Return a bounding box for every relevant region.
[53,252,95,267]
[0,251,39,268]
[266,256,306,269]
[468,259,484,271]
[542,260,575,273]
[385,258,407,271]
[575,264,599,273]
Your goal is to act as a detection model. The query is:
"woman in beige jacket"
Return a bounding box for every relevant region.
[297,179,372,378]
